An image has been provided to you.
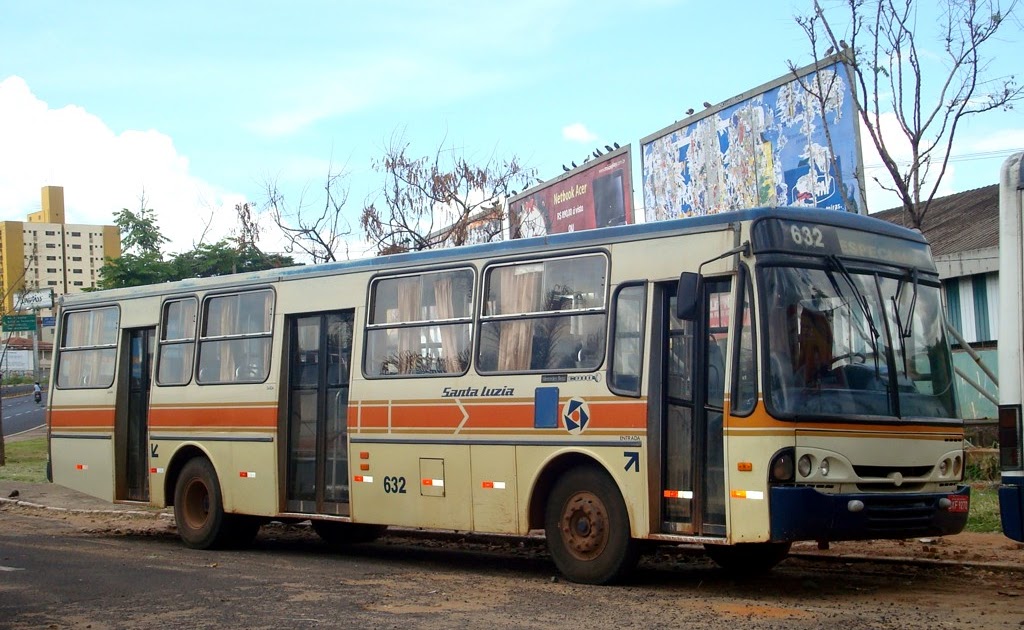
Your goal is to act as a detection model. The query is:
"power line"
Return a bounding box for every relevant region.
[864,148,1022,170]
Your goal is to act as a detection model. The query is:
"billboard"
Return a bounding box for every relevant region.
[641,57,864,221]
[509,146,634,238]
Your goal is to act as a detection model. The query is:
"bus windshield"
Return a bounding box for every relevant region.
[762,263,956,420]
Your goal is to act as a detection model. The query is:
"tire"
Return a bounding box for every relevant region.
[703,542,791,573]
[544,466,639,585]
[174,457,234,549]
[312,520,387,546]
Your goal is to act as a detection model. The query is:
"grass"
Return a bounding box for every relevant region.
[0,436,1008,535]
[965,485,1002,533]
[0,436,48,483]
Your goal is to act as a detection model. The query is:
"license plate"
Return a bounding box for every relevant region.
[948,494,969,513]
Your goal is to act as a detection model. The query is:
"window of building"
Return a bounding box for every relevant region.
[71,244,82,249]
[47,281,58,286]
[45,243,56,249]
[71,256,82,261]
[46,268,57,273]
[197,289,274,384]
[72,269,82,274]
[46,255,57,261]
[158,298,198,386]
[73,281,84,286]
[70,231,81,237]
[364,268,475,377]
[57,306,119,389]
[477,254,607,373]
[45,230,56,236]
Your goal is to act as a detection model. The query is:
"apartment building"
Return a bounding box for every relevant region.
[0,185,121,331]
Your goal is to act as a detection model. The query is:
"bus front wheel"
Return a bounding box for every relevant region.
[544,466,639,584]
[174,457,236,549]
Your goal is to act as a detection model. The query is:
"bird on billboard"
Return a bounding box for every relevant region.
[825,45,834,55]
[703,101,712,108]
[613,142,620,149]
[593,150,601,158]
[571,161,578,168]
[562,164,570,172]
[685,108,694,115]
[840,39,848,49]
[605,144,613,152]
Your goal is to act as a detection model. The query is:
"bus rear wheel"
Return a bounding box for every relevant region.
[312,520,387,546]
[544,466,639,584]
[174,457,239,549]
[703,542,791,573]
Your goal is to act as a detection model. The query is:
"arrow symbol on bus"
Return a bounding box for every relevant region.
[624,451,639,472]
[150,444,159,459]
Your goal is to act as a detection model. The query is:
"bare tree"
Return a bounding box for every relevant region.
[360,130,537,255]
[792,0,1021,227]
[263,162,353,264]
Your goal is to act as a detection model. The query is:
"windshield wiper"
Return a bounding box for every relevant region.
[827,255,880,344]
[892,269,919,373]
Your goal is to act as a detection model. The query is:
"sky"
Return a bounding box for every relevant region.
[1,0,1022,259]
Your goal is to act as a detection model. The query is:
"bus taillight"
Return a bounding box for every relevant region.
[999,405,1023,471]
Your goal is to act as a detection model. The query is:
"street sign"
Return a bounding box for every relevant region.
[2,314,37,331]
[41,316,56,327]
[19,289,54,310]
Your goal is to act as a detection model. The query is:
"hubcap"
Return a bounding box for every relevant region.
[183,478,210,530]
[560,491,609,561]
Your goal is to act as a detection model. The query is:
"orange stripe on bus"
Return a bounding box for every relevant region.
[350,400,647,431]
[49,408,115,429]
[149,406,276,428]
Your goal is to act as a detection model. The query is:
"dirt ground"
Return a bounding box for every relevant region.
[3,498,1024,630]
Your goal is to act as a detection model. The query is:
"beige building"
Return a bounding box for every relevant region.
[0,185,121,336]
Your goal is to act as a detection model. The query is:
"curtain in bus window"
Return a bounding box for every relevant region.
[58,308,118,389]
[497,265,540,371]
[396,277,422,374]
[433,274,462,374]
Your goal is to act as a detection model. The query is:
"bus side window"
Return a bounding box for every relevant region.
[609,284,646,396]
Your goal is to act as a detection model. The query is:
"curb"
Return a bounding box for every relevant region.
[0,495,173,519]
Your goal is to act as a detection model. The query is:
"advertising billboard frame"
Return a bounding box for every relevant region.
[508,145,634,239]
[640,53,866,221]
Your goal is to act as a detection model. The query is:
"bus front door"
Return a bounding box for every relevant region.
[285,311,354,516]
[121,327,154,502]
[657,279,728,536]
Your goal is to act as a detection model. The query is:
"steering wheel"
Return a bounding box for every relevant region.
[830,352,866,368]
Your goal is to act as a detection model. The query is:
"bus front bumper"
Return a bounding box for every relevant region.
[769,485,970,542]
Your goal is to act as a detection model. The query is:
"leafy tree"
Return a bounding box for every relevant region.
[97,200,298,290]
[792,0,1022,228]
[360,130,537,255]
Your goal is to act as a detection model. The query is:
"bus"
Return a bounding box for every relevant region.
[47,206,970,584]
[999,152,1024,542]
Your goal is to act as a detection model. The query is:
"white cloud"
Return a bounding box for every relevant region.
[0,75,243,254]
[562,122,598,143]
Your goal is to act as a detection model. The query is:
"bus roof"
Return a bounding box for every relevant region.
[61,206,928,307]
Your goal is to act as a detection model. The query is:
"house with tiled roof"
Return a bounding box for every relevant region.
[873,184,998,419]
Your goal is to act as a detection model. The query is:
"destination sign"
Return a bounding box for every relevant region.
[751,219,934,269]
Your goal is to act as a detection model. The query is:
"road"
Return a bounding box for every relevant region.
[1,390,45,438]
[1,505,1022,629]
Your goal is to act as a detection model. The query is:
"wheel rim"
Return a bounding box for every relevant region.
[182,478,211,531]
[559,490,610,561]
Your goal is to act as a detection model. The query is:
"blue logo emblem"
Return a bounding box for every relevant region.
[562,397,591,435]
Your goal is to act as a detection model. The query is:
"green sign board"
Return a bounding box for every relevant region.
[2,314,37,332]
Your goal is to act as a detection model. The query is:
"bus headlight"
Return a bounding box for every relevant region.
[938,458,949,476]
[953,455,963,477]
[770,448,795,483]
[819,458,830,477]
[798,454,813,478]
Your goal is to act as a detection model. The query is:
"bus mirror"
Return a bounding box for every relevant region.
[676,272,701,321]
